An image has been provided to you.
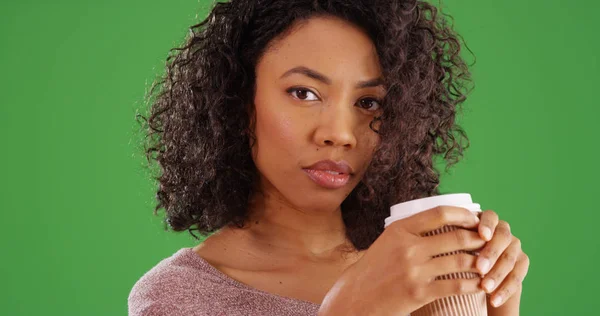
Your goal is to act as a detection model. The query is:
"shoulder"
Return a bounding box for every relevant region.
[127,248,227,316]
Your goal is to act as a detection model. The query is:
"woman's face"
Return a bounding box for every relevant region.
[250,15,385,212]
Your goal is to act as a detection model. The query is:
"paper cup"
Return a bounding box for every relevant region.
[386,193,487,316]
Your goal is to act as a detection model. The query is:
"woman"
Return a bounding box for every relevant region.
[129,0,530,315]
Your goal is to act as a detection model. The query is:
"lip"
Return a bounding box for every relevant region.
[302,160,354,189]
[303,160,354,174]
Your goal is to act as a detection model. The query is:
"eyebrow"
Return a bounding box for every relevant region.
[279,66,384,89]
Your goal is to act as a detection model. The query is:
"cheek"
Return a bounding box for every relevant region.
[257,110,294,148]
[364,128,381,149]
[356,127,381,169]
[273,114,295,144]
[252,102,300,167]
[359,118,381,149]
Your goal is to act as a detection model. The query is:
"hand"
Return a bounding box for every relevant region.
[318,206,487,316]
[475,210,531,308]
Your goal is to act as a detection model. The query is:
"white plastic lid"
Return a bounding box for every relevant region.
[385,203,481,228]
[390,193,473,219]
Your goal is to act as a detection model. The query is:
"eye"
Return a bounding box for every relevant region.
[286,87,320,101]
[357,98,382,112]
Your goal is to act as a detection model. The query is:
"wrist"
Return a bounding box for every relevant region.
[318,283,359,316]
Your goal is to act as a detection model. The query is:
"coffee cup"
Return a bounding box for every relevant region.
[385,193,487,316]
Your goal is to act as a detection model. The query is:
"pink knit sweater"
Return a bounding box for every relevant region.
[128,247,321,316]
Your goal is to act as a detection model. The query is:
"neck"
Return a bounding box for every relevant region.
[228,188,357,261]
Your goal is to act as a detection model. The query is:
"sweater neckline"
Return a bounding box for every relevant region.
[180,247,322,307]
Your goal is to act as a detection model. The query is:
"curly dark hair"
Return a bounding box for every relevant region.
[135,0,474,251]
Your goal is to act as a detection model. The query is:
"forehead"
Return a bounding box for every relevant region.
[258,16,382,80]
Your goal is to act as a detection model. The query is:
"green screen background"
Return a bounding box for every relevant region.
[1,0,597,314]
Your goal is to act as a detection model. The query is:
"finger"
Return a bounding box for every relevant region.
[476,221,512,275]
[488,253,530,307]
[422,228,487,258]
[478,210,499,241]
[429,278,484,301]
[399,205,480,236]
[422,252,480,281]
[480,238,521,294]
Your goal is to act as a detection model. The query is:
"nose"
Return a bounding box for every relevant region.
[313,101,357,149]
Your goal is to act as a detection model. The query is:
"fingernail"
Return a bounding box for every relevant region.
[483,279,495,292]
[477,258,490,274]
[491,295,502,307]
[482,227,492,241]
